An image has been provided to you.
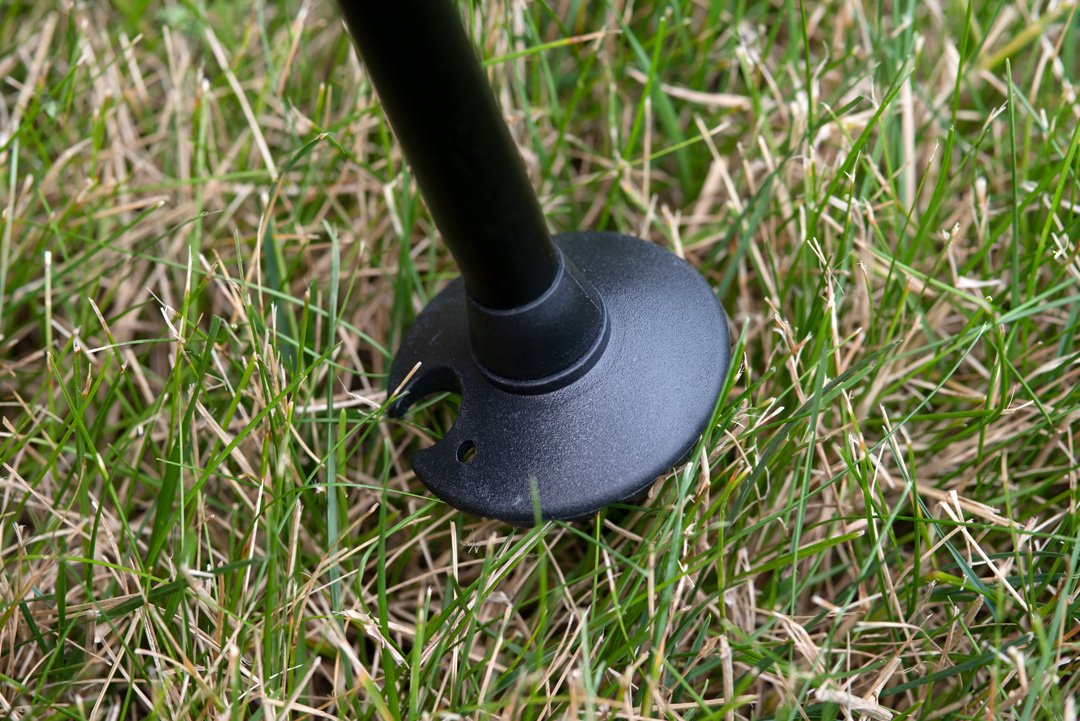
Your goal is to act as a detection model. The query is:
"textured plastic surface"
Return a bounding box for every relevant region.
[466,250,608,391]
[388,231,732,525]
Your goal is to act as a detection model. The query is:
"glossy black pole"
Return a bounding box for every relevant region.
[338,0,732,523]
[338,0,559,309]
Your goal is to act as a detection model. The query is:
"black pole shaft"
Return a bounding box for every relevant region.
[338,0,559,309]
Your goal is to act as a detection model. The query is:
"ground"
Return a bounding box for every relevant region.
[1,0,1079,719]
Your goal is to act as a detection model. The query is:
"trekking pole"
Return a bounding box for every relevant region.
[338,0,732,524]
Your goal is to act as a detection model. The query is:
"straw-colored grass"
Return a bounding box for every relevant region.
[1,1,1079,719]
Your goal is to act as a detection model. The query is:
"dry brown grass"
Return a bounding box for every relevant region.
[1,0,1079,719]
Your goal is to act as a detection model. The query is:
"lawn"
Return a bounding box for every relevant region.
[1,0,1079,719]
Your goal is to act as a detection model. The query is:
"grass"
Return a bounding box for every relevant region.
[1,0,1079,718]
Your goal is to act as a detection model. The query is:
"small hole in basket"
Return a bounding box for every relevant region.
[457,440,477,464]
